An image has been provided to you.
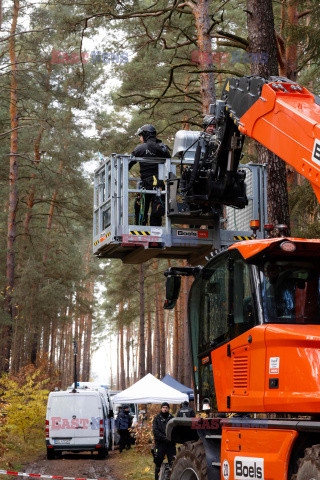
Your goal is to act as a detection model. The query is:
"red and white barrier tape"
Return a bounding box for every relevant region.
[0,471,109,480]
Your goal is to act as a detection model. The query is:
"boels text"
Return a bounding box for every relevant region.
[234,457,264,480]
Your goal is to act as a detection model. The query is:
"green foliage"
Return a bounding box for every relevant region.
[0,364,57,456]
[289,181,320,238]
[0,0,106,374]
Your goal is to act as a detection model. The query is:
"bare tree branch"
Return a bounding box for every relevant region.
[0,27,54,43]
[297,9,312,19]
[215,30,249,47]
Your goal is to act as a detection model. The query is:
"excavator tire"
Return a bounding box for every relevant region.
[293,444,320,480]
[170,440,207,480]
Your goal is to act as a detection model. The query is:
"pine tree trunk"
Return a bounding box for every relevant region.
[126,325,130,387]
[23,62,51,241]
[110,337,114,388]
[154,290,160,378]
[190,0,216,113]
[43,322,50,355]
[119,304,126,389]
[1,0,20,373]
[173,306,179,380]
[10,325,21,373]
[286,1,298,81]
[178,291,185,384]
[58,320,65,372]
[116,329,120,389]
[30,331,38,365]
[134,324,138,382]
[146,304,152,374]
[158,289,165,377]
[138,264,145,378]
[165,311,171,374]
[43,160,63,261]
[247,0,290,232]
[82,314,92,382]
[183,276,192,386]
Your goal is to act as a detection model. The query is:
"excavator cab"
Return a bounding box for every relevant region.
[164,238,320,413]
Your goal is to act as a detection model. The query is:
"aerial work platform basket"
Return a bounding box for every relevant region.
[93,155,267,264]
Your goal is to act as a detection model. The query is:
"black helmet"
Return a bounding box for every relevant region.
[136,124,157,138]
[122,404,130,409]
[182,401,189,407]
[203,115,216,129]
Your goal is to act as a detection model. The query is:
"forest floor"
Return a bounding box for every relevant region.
[0,448,154,480]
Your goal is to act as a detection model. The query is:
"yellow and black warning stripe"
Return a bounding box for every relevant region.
[98,232,111,244]
[130,231,151,236]
[94,240,99,246]
[233,235,253,241]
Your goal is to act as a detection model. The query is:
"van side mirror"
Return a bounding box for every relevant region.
[164,275,181,309]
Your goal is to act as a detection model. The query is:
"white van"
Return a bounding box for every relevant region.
[68,383,113,418]
[46,390,110,459]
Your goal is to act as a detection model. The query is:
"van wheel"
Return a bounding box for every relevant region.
[97,446,107,459]
[294,444,320,480]
[46,448,55,460]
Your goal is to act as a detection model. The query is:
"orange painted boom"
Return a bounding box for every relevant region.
[223,77,320,203]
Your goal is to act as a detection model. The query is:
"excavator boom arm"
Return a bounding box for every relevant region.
[222,76,320,202]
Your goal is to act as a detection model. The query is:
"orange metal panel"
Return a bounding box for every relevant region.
[264,324,320,412]
[212,324,320,413]
[221,427,298,480]
[211,326,267,412]
[228,237,320,260]
[238,82,320,196]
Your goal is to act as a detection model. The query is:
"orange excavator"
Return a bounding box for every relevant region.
[164,77,320,480]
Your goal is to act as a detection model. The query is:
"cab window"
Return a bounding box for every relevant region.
[200,255,229,349]
[230,259,255,338]
[260,260,320,324]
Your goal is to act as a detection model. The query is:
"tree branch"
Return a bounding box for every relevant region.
[216,30,249,47]
[297,9,312,19]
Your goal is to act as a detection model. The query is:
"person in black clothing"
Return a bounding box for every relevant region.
[177,400,196,418]
[203,114,216,135]
[116,404,133,453]
[130,124,170,226]
[152,402,176,480]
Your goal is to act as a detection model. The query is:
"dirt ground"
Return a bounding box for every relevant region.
[22,450,120,480]
[19,448,153,480]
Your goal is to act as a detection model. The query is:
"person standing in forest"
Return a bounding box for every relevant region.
[130,124,170,226]
[116,404,133,453]
[152,402,176,480]
[177,401,196,418]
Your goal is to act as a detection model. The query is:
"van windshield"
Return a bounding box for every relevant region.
[49,395,100,419]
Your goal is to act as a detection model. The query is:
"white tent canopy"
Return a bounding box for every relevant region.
[112,373,188,404]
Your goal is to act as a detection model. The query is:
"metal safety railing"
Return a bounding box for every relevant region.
[93,155,174,249]
[93,155,267,263]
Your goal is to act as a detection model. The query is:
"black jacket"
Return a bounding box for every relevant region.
[177,406,196,418]
[116,410,132,430]
[130,137,171,180]
[153,412,174,443]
